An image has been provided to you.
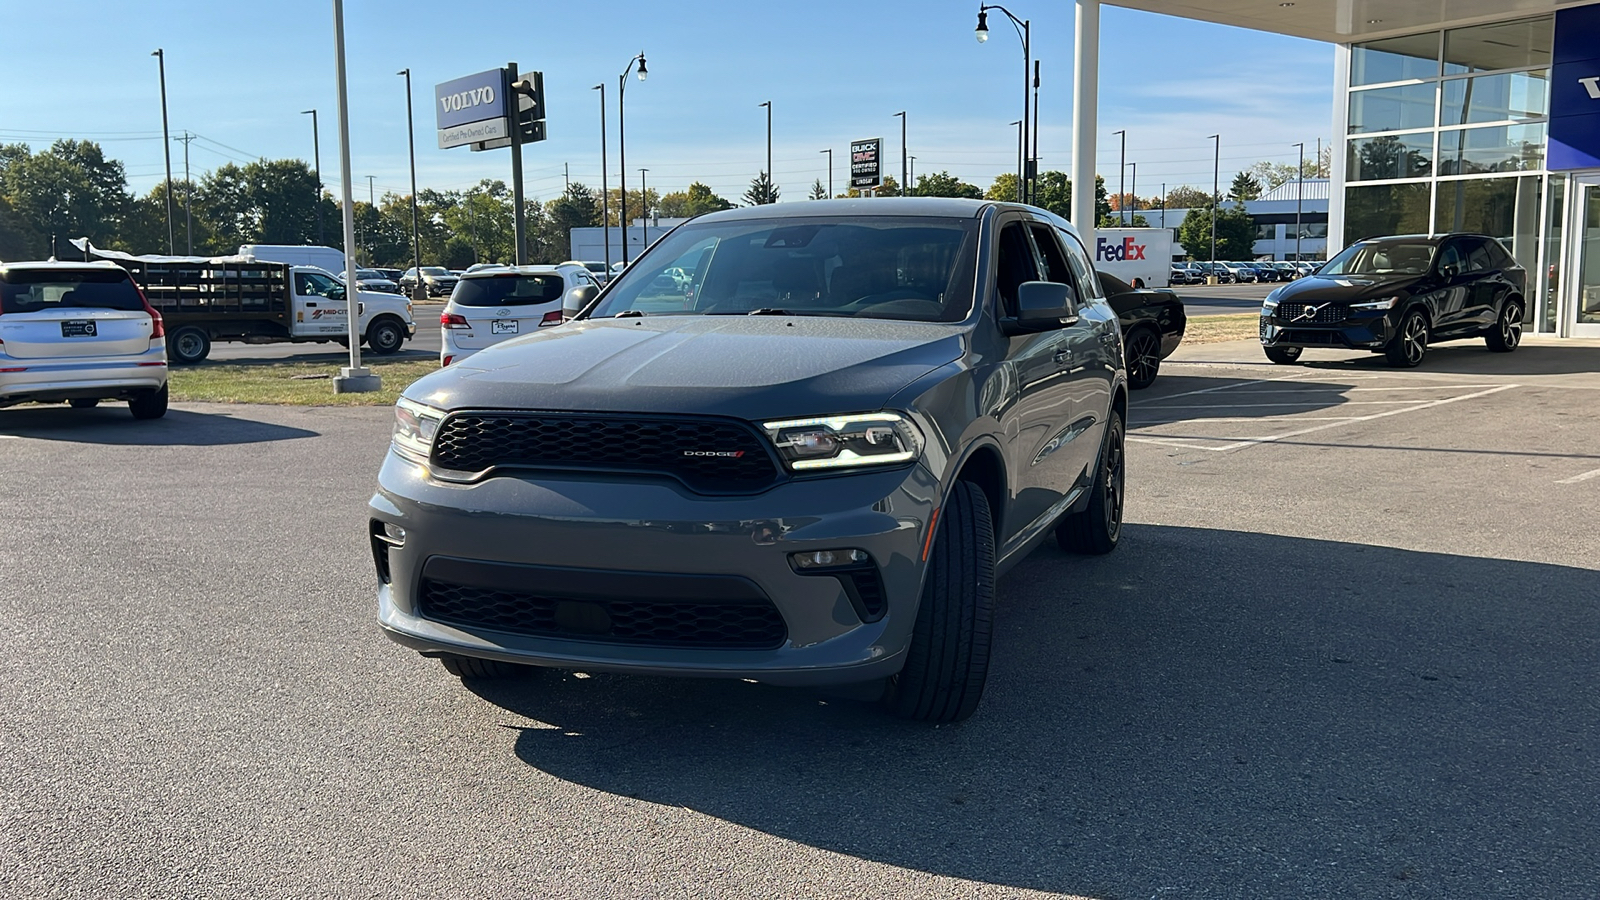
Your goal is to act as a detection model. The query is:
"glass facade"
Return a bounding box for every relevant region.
[1341,14,1584,333]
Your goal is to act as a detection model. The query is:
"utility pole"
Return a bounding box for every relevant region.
[593,84,609,271]
[1208,133,1221,270]
[1113,129,1126,225]
[909,156,917,196]
[152,49,175,255]
[398,69,422,279]
[564,162,570,192]
[819,148,832,197]
[365,174,375,264]
[1160,182,1166,230]
[1129,162,1136,225]
[894,111,907,198]
[175,132,196,254]
[639,168,649,247]
[759,101,773,194]
[302,109,323,245]
[1293,141,1305,262]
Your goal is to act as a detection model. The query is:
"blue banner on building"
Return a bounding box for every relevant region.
[1549,4,1600,170]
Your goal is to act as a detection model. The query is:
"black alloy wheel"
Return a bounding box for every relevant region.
[1486,299,1523,352]
[1264,346,1303,365]
[1124,328,1163,390]
[1386,309,1429,368]
[1057,408,1125,555]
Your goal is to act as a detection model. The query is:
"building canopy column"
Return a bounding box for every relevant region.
[1073,0,1100,248]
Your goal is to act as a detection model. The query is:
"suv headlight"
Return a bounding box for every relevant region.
[1262,287,1281,316]
[1350,296,1399,311]
[762,412,924,471]
[393,396,446,463]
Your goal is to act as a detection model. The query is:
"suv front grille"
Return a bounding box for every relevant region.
[430,412,781,492]
[1277,301,1348,325]
[419,579,788,649]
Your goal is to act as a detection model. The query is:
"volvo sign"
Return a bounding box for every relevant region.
[1549,4,1600,170]
[435,69,509,149]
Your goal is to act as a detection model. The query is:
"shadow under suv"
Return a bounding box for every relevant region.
[1260,233,1526,367]
[369,198,1128,723]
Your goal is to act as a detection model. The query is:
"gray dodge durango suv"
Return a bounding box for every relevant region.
[370,198,1128,722]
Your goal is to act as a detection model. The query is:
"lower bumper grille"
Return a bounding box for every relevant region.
[419,578,788,650]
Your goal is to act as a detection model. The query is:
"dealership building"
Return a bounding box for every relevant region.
[1071,0,1600,338]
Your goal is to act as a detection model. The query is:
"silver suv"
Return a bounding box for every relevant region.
[0,261,168,418]
[369,199,1128,722]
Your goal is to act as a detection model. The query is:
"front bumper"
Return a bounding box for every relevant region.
[1259,313,1393,350]
[0,353,168,407]
[369,452,942,685]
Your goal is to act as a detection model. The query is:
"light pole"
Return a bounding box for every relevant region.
[1011,120,1023,200]
[1128,161,1136,225]
[1031,60,1040,202]
[639,168,649,247]
[593,84,609,271]
[819,148,832,197]
[1160,182,1166,230]
[1293,141,1305,262]
[909,156,917,196]
[618,51,646,264]
[1208,133,1221,270]
[152,49,175,255]
[175,132,195,254]
[1113,129,1125,226]
[301,109,323,245]
[894,110,907,198]
[759,100,772,193]
[329,0,377,393]
[399,70,421,278]
[976,5,1030,203]
[366,174,375,265]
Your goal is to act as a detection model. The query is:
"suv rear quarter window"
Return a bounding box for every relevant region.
[0,269,143,313]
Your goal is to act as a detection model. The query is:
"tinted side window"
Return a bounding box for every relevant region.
[1057,229,1107,302]
[1465,239,1495,273]
[996,222,1039,314]
[1027,224,1072,284]
[1436,241,1466,274]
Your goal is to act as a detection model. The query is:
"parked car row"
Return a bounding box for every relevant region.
[1170,260,1319,284]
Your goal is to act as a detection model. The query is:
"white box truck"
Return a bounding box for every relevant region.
[1091,228,1173,289]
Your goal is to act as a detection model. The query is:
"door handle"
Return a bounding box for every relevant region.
[1053,347,1072,365]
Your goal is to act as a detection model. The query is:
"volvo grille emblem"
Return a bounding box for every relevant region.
[1293,303,1322,322]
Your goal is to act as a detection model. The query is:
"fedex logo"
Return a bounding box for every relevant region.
[1096,236,1146,262]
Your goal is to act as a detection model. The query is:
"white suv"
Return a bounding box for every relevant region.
[0,261,169,418]
[439,264,598,366]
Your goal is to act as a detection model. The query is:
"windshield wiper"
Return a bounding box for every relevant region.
[612,310,648,318]
[745,308,793,316]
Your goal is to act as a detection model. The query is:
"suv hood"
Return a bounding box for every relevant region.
[408,316,967,421]
[1274,273,1428,303]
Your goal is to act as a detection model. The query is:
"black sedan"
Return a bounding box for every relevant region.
[1259,233,1525,368]
[1099,271,1186,389]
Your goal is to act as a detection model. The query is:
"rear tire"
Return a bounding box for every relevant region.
[1265,346,1303,365]
[1124,328,1163,390]
[438,655,533,679]
[167,327,211,365]
[1057,408,1125,555]
[68,398,99,409]
[366,318,405,355]
[129,384,168,420]
[884,480,995,724]
[1486,298,1523,352]
[1385,309,1428,368]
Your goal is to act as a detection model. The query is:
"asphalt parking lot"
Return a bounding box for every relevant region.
[2,336,1597,899]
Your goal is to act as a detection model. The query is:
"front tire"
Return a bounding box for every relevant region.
[1124,328,1162,390]
[366,318,406,355]
[1057,408,1125,555]
[439,654,534,679]
[1386,309,1428,368]
[1486,298,1523,352]
[129,384,168,420]
[884,481,995,724]
[1264,346,1303,365]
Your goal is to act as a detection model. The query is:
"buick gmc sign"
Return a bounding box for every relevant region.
[1549,5,1600,170]
[1094,228,1173,289]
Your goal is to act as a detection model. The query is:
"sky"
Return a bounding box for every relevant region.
[1,0,1335,208]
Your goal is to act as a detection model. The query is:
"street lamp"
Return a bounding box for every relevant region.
[329,0,377,393]
[893,111,907,198]
[759,101,772,194]
[1113,129,1125,225]
[618,51,646,264]
[301,109,323,245]
[152,49,175,255]
[593,84,610,271]
[1292,141,1305,262]
[398,70,422,282]
[1209,133,1221,271]
[976,4,1030,203]
[819,148,832,197]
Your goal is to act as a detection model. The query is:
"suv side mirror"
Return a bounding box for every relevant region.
[563,284,599,320]
[1001,281,1079,335]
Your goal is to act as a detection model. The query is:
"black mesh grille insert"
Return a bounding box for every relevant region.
[1277,301,1348,325]
[430,412,780,492]
[419,579,788,649]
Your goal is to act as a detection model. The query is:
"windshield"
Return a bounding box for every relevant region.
[452,273,566,306]
[1321,241,1435,277]
[1,269,143,313]
[589,216,978,323]
[421,267,450,276]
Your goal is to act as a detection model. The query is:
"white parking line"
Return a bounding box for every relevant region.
[1556,467,1600,484]
[1128,384,1520,452]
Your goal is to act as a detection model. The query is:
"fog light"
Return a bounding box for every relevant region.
[382,522,406,544]
[790,548,869,569]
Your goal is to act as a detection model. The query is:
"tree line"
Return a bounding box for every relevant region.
[0,137,1299,266]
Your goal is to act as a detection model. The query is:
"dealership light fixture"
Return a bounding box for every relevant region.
[975,9,989,42]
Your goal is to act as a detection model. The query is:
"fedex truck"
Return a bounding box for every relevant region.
[1092,228,1173,289]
